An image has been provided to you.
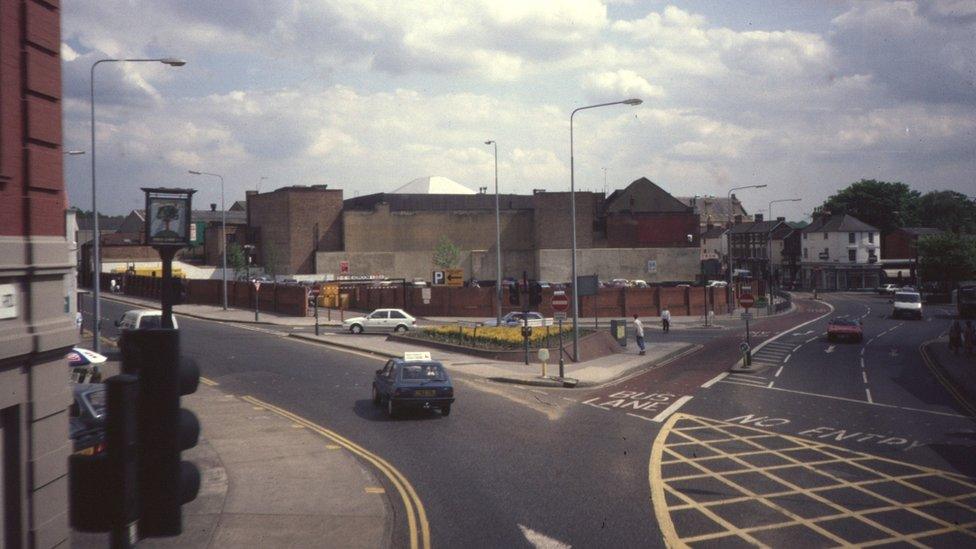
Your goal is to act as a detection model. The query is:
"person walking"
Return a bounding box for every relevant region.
[949,320,962,355]
[633,314,646,356]
[661,306,671,333]
[964,321,976,356]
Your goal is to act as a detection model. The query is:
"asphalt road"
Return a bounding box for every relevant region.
[80,293,976,548]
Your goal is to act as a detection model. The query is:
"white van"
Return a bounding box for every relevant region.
[114,309,179,330]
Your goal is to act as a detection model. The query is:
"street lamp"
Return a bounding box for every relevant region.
[570,98,642,361]
[188,170,227,310]
[767,198,802,312]
[485,140,502,326]
[90,57,185,353]
[725,184,767,313]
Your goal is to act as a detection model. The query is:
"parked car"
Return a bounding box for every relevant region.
[891,292,923,319]
[611,279,630,288]
[343,308,416,334]
[706,280,728,288]
[631,279,649,288]
[827,317,863,342]
[485,311,546,327]
[114,309,178,330]
[372,353,454,417]
[70,383,106,455]
[878,284,899,295]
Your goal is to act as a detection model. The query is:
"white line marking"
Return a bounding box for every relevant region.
[733,373,767,380]
[519,524,571,549]
[865,388,874,403]
[806,336,818,343]
[626,413,657,422]
[825,345,836,354]
[767,381,775,388]
[860,347,865,356]
[859,357,865,369]
[583,402,610,412]
[561,397,576,402]
[862,371,868,384]
[793,345,802,352]
[529,389,547,395]
[651,395,693,423]
[783,354,791,363]
[701,372,728,388]
[775,366,784,377]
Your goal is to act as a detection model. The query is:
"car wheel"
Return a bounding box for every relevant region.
[387,398,397,418]
[350,324,363,334]
[372,386,381,406]
[441,405,451,417]
[394,324,408,333]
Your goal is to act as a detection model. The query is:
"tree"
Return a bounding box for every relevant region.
[915,190,976,234]
[226,243,247,278]
[432,236,461,269]
[821,179,920,235]
[917,233,976,291]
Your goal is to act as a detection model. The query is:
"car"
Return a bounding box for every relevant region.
[485,311,546,327]
[706,280,728,288]
[114,309,179,330]
[372,353,454,417]
[878,283,899,295]
[631,279,649,288]
[611,278,630,288]
[891,292,923,319]
[827,317,863,342]
[70,383,106,455]
[343,308,416,334]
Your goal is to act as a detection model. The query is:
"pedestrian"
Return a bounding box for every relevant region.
[949,320,962,355]
[633,314,646,356]
[109,278,117,294]
[964,321,976,356]
[661,306,671,333]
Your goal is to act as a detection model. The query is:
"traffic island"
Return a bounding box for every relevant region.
[390,326,623,362]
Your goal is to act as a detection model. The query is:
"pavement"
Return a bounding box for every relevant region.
[923,336,976,417]
[72,358,391,548]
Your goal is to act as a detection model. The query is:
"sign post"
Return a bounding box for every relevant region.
[143,188,195,328]
[739,293,754,362]
[311,285,321,336]
[253,280,261,322]
[552,291,569,378]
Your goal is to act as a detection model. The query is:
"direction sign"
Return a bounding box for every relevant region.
[739,293,755,309]
[554,311,567,321]
[446,269,464,287]
[551,292,569,312]
[740,312,753,320]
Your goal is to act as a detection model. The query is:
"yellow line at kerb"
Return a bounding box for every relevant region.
[649,412,685,548]
[199,377,219,386]
[241,395,430,549]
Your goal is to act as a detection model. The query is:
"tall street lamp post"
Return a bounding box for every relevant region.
[188,170,227,310]
[725,184,767,313]
[90,57,185,353]
[484,140,502,326]
[767,198,802,313]
[570,98,642,361]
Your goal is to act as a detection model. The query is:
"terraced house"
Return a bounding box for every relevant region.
[800,213,881,290]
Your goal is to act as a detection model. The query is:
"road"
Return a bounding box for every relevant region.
[80,293,976,547]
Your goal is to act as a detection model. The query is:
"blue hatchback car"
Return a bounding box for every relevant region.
[372,353,454,417]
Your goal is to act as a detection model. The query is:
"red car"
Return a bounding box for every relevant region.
[827,317,863,342]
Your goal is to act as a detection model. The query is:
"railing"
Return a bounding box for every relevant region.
[773,289,793,313]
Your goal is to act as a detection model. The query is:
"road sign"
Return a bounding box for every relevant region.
[552,292,569,312]
[739,293,755,308]
[421,287,431,304]
[252,281,261,292]
[432,271,445,285]
[339,261,349,274]
[446,269,464,287]
[739,341,750,353]
[740,312,753,320]
[310,285,321,297]
[554,311,567,320]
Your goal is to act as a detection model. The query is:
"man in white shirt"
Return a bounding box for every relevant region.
[661,306,671,333]
[633,314,646,355]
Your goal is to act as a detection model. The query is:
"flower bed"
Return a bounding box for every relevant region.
[409,324,576,351]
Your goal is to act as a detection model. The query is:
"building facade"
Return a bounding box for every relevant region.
[1,1,74,545]
[800,214,881,290]
[728,214,786,282]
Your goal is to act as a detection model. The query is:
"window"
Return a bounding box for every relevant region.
[848,232,855,244]
[848,249,856,261]
[368,311,389,319]
[803,248,808,258]
[803,233,807,240]
[823,232,828,240]
[389,310,406,319]
[868,232,874,243]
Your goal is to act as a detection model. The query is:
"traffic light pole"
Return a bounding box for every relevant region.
[158,247,177,329]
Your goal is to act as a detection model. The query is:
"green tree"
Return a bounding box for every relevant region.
[821,179,920,235]
[226,243,247,278]
[915,190,976,234]
[432,236,461,269]
[917,233,976,290]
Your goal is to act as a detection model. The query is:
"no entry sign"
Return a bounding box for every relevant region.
[552,292,569,312]
[739,293,755,309]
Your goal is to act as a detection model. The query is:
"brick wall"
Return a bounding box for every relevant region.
[533,192,602,249]
[606,212,700,248]
[111,275,309,316]
[247,187,344,275]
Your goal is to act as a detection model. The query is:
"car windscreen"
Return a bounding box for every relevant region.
[140,315,162,329]
[830,318,858,326]
[84,389,107,418]
[400,363,447,382]
[894,294,920,303]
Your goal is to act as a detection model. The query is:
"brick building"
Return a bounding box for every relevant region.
[883,227,943,260]
[1,1,75,546]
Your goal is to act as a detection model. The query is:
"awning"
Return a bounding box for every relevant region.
[883,268,910,278]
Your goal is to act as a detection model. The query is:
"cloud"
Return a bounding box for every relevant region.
[583,70,665,102]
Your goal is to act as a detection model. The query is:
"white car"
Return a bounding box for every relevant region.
[344,308,416,334]
[878,284,899,295]
[114,309,179,330]
[891,292,923,320]
[706,280,728,288]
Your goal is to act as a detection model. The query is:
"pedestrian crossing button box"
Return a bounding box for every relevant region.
[610,319,627,347]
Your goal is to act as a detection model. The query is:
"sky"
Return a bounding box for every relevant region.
[62,0,976,222]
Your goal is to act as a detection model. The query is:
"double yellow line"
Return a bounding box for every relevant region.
[240,395,430,549]
[919,341,976,418]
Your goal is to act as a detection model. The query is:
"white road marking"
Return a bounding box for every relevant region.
[774,366,783,377]
[805,336,818,343]
[733,373,767,380]
[859,357,865,368]
[865,388,874,403]
[767,381,775,388]
[783,354,791,363]
[651,395,693,423]
[626,413,656,422]
[862,371,868,384]
[701,372,728,388]
[793,345,802,351]
[583,402,610,412]
[529,389,547,395]
[518,524,571,549]
[860,347,865,356]
[825,345,836,353]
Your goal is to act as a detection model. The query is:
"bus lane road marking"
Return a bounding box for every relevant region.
[581,391,692,423]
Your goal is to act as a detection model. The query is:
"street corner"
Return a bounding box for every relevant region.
[649,413,976,548]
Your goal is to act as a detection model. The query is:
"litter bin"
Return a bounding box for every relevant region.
[609,318,628,347]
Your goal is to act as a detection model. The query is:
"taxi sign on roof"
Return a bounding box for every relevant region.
[403,352,432,362]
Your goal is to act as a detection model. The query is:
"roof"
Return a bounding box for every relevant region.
[701,226,726,239]
[604,177,691,214]
[230,200,247,212]
[677,196,750,219]
[344,193,535,212]
[802,214,878,234]
[729,220,784,235]
[897,227,943,236]
[77,215,125,231]
[392,176,475,195]
[192,210,247,225]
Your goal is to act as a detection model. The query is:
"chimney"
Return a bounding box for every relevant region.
[210,203,217,212]
[777,216,785,222]
[755,213,763,222]
[245,190,257,197]
[734,214,743,225]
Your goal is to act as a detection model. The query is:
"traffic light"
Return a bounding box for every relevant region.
[528,282,542,307]
[122,329,201,538]
[509,282,520,305]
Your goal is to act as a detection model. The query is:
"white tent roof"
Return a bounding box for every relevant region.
[393,176,475,195]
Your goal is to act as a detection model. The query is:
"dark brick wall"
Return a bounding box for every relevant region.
[883,230,915,260]
[111,274,309,316]
[247,187,344,275]
[606,212,700,248]
[533,192,602,249]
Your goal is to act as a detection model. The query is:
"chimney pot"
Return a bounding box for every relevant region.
[777,216,786,222]
[755,213,764,222]
[210,203,217,212]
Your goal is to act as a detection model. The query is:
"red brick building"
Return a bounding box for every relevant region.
[1,1,75,545]
[604,178,700,248]
[883,227,943,260]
